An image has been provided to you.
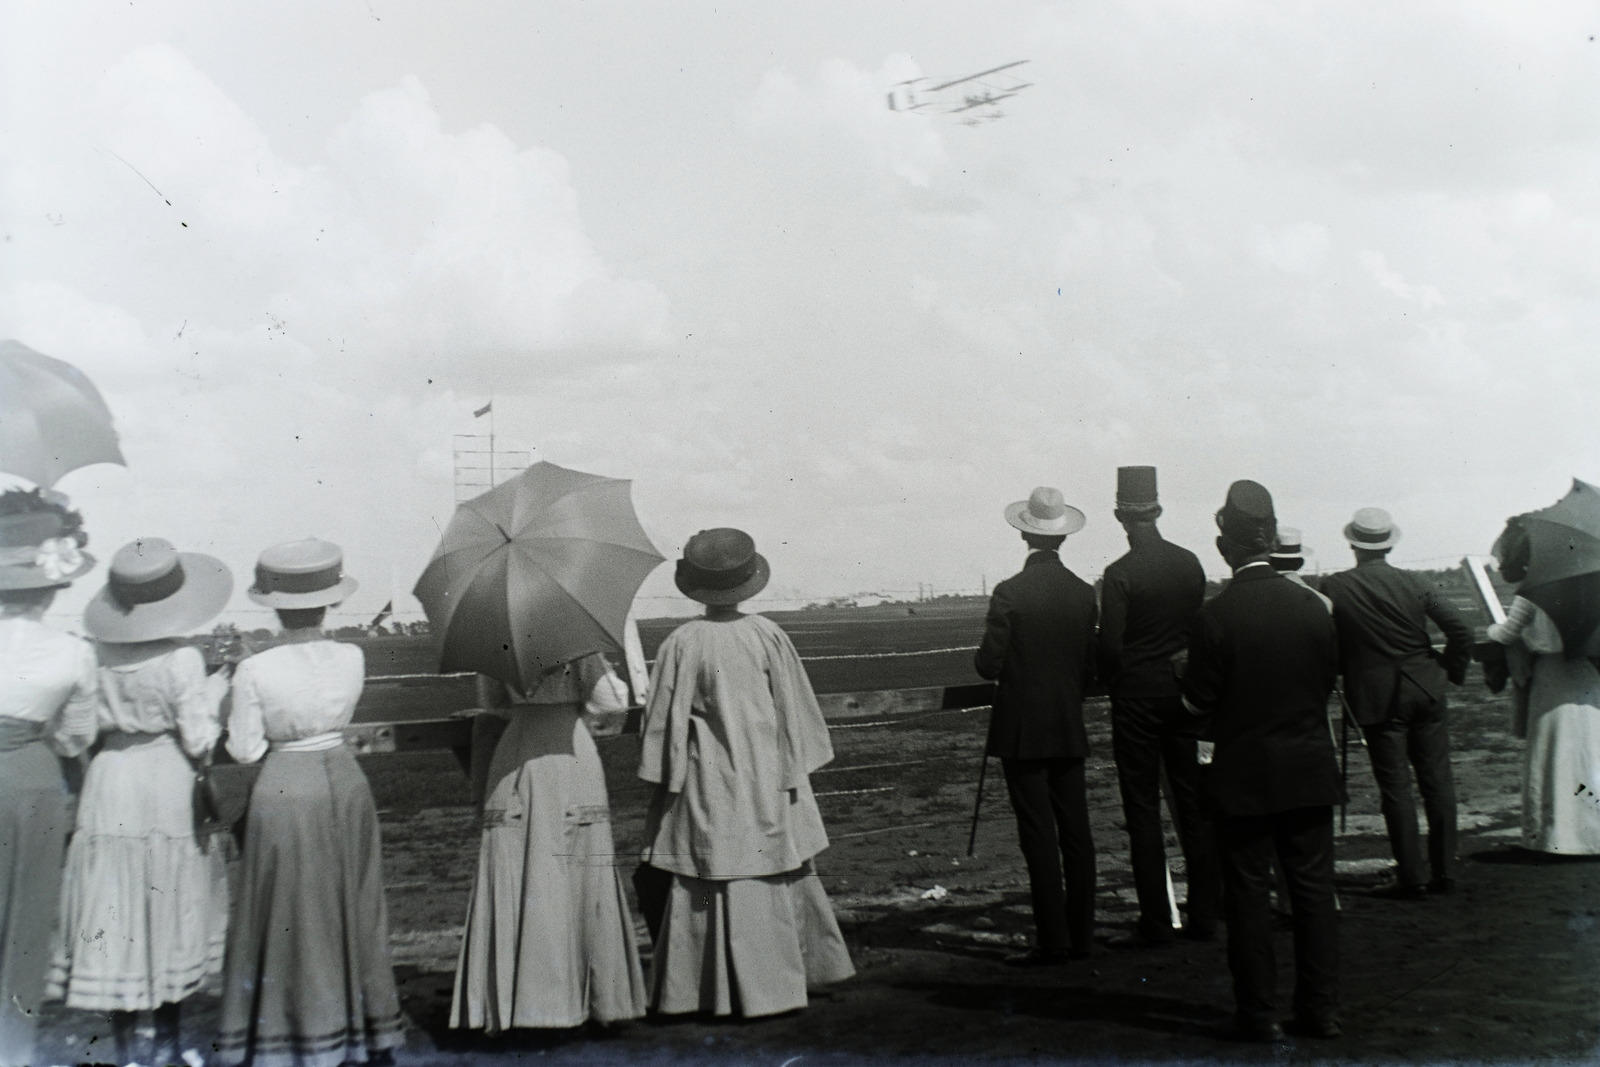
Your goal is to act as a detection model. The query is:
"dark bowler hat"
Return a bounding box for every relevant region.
[0,489,95,590]
[1344,507,1400,551]
[1215,480,1277,553]
[1115,466,1160,515]
[675,528,770,606]
[247,538,359,608]
[85,538,233,643]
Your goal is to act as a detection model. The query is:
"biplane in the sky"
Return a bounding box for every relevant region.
[886,60,1032,125]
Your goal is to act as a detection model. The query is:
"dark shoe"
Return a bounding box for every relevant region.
[1289,1015,1343,1039]
[1105,930,1176,949]
[1368,881,1428,900]
[1178,922,1217,942]
[1215,1019,1286,1043]
[1427,877,1457,894]
[1004,947,1073,967]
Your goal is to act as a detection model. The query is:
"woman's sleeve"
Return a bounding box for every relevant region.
[1487,595,1537,646]
[766,622,834,782]
[48,640,100,759]
[583,659,630,717]
[637,633,687,789]
[173,647,225,760]
[224,662,269,764]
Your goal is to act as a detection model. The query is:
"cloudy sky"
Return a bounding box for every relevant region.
[4,1,1597,626]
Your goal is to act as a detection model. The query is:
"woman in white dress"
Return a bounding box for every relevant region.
[637,528,854,1018]
[450,652,647,1032]
[1487,515,1600,854]
[47,537,234,1066]
[0,489,98,1067]
[213,539,405,1067]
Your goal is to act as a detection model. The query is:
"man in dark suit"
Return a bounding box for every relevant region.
[1319,508,1474,898]
[1098,465,1219,947]
[975,486,1099,965]
[1181,480,1343,1041]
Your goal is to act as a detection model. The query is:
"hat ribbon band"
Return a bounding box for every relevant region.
[676,556,758,591]
[255,562,343,595]
[0,537,85,581]
[110,561,186,609]
[1349,527,1392,545]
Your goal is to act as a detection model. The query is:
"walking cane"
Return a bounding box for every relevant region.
[1339,700,1349,834]
[966,705,994,858]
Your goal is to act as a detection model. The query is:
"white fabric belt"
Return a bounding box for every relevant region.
[271,731,345,753]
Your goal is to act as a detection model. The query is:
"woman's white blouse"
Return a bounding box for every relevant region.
[0,617,97,758]
[96,643,227,759]
[226,640,364,765]
[1487,595,1565,655]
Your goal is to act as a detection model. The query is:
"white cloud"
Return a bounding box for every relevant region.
[1250,222,1331,274]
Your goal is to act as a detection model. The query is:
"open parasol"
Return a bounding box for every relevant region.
[0,340,126,487]
[413,461,664,693]
[1517,478,1600,658]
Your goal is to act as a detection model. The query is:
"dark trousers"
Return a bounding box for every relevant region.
[1001,757,1096,953]
[1111,695,1223,939]
[1215,805,1339,1028]
[1360,691,1456,887]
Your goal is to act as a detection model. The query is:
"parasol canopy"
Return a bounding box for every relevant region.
[413,460,664,693]
[0,340,126,488]
[1517,478,1600,658]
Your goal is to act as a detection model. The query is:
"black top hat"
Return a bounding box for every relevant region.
[675,528,771,606]
[1115,466,1160,514]
[1215,480,1277,553]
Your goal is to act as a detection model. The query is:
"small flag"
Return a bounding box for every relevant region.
[369,600,394,629]
[473,401,492,418]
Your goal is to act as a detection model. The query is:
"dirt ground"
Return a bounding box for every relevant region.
[35,665,1600,1066]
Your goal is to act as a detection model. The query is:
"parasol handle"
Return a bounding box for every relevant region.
[1464,556,1507,626]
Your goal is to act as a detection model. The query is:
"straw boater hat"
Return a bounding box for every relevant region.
[247,538,359,608]
[1214,480,1277,553]
[1270,527,1312,562]
[675,528,770,606]
[0,489,95,590]
[1344,507,1400,551]
[1115,466,1161,517]
[1005,486,1087,537]
[85,538,233,643]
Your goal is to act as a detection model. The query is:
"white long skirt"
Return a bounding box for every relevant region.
[1523,655,1600,854]
[650,861,855,1018]
[46,733,229,1011]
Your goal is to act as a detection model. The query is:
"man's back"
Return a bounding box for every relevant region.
[1320,558,1472,724]
[975,552,1098,759]
[1098,529,1206,698]
[1182,565,1342,817]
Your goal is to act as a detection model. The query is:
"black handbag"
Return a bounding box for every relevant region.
[190,755,231,850]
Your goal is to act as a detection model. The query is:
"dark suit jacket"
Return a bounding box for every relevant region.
[1319,558,1475,726]
[1097,527,1207,699]
[974,551,1099,760]
[1181,563,1343,818]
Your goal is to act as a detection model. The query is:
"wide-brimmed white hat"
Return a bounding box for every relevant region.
[247,538,358,608]
[85,538,232,643]
[1005,486,1086,537]
[1270,527,1313,561]
[1343,507,1401,551]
